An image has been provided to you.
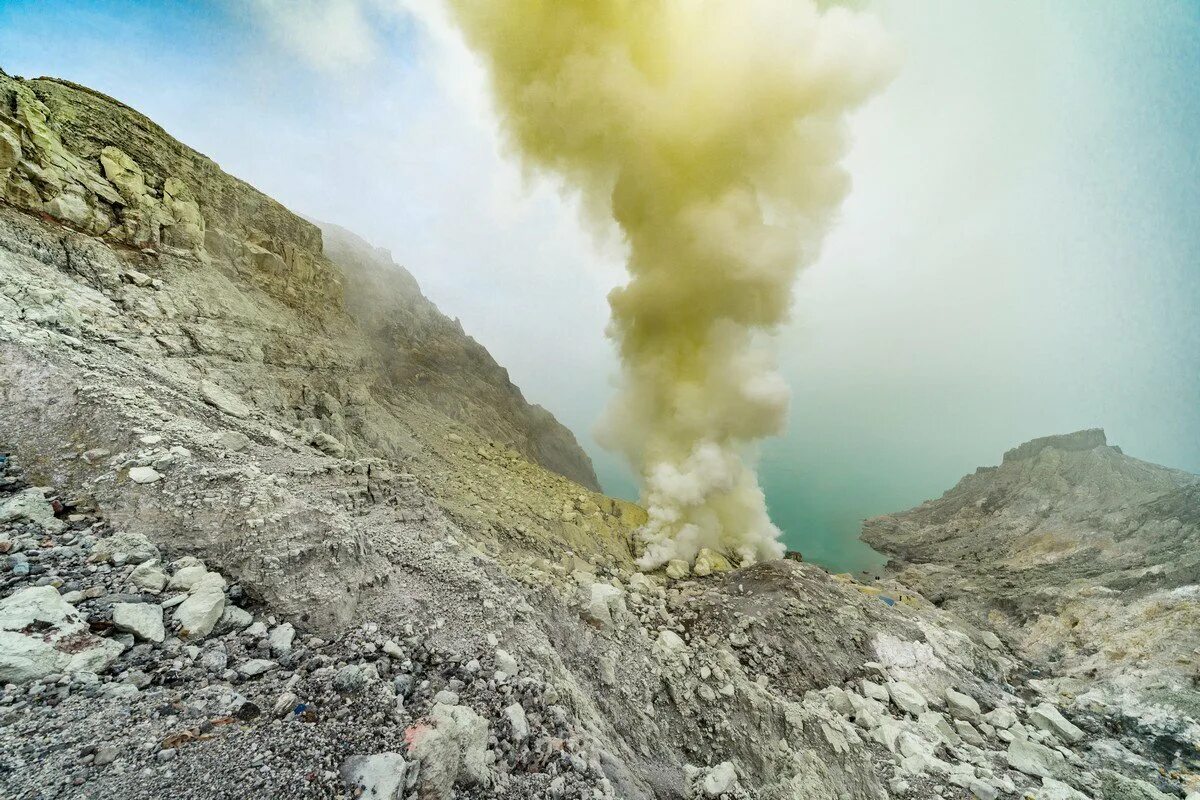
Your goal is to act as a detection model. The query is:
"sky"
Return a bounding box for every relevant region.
[2,0,1197,572]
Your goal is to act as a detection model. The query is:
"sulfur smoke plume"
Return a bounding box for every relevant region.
[446,0,892,569]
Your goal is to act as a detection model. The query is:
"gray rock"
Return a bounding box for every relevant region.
[1028,702,1085,743]
[1098,770,1174,800]
[983,706,1018,730]
[214,430,252,452]
[1007,737,1068,779]
[701,762,738,798]
[216,605,253,633]
[334,664,369,694]
[887,681,928,716]
[0,586,124,683]
[167,565,208,591]
[112,602,164,643]
[236,658,276,677]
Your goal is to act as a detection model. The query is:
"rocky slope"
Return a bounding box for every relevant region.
[864,430,1200,785]
[1,71,1197,800]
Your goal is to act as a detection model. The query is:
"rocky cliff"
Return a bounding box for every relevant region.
[1,72,1196,800]
[0,69,598,492]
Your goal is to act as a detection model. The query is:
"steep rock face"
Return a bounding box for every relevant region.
[863,429,1200,756]
[0,69,597,491]
[320,221,600,490]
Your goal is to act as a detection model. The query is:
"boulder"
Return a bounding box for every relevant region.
[112,602,164,643]
[173,586,225,638]
[407,703,491,797]
[701,762,739,797]
[0,586,124,683]
[1028,703,1085,743]
[1098,770,1174,800]
[946,688,982,722]
[585,583,623,627]
[127,466,161,484]
[983,707,1017,730]
[1038,778,1092,800]
[887,681,928,716]
[0,488,65,534]
[1006,737,1068,779]
[216,605,253,633]
[200,380,251,419]
[504,702,529,742]
[268,623,295,654]
[168,565,209,591]
[341,753,408,800]
[129,561,167,593]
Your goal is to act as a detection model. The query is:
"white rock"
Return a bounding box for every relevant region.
[585,583,623,627]
[112,603,164,643]
[173,586,225,639]
[980,631,1003,650]
[1006,737,1067,779]
[887,681,928,716]
[340,753,407,800]
[983,707,1017,730]
[200,380,251,419]
[408,704,491,797]
[504,702,529,741]
[92,531,159,565]
[167,565,208,591]
[494,649,518,678]
[0,488,65,534]
[268,623,296,655]
[946,688,982,722]
[701,762,738,798]
[0,586,124,683]
[1028,703,1085,743]
[129,561,167,593]
[127,466,162,484]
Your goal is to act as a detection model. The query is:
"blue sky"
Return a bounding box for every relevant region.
[3,1,1198,571]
